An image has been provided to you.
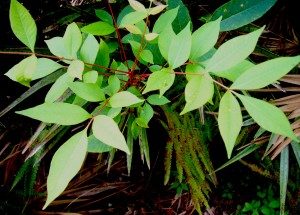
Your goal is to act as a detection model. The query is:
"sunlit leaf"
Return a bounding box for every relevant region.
[153,7,179,33]
[109,91,144,108]
[16,102,91,125]
[43,130,87,209]
[231,56,300,90]
[237,94,297,141]
[158,24,176,60]
[143,68,175,96]
[92,115,130,154]
[63,22,82,59]
[119,11,147,28]
[69,82,105,102]
[218,91,242,158]
[181,73,214,114]
[79,34,99,64]
[190,17,221,60]
[149,5,167,15]
[206,27,264,72]
[67,60,85,80]
[32,58,63,80]
[128,0,146,11]
[147,94,170,105]
[81,21,115,36]
[5,54,37,86]
[9,0,37,51]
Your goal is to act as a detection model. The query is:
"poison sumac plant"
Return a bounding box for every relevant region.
[2,0,300,212]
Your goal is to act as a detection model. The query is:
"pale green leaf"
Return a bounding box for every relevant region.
[107,107,122,118]
[158,24,176,60]
[16,102,91,125]
[280,146,289,215]
[43,130,87,209]
[45,37,67,58]
[231,56,300,90]
[181,73,214,114]
[143,68,175,96]
[45,73,74,103]
[206,27,264,72]
[148,5,167,15]
[237,94,297,141]
[185,63,205,81]
[81,21,115,36]
[67,60,85,80]
[153,7,179,33]
[147,94,170,105]
[32,58,63,80]
[92,115,130,154]
[83,70,98,84]
[63,22,82,59]
[124,24,142,34]
[9,0,37,51]
[94,39,110,72]
[105,75,120,96]
[145,32,159,41]
[87,135,112,153]
[109,91,144,108]
[218,91,242,158]
[119,11,147,28]
[140,49,154,64]
[5,54,37,87]
[168,22,192,69]
[190,17,221,60]
[69,82,105,102]
[212,60,254,81]
[136,103,154,128]
[79,34,99,64]
[128,0,146,11]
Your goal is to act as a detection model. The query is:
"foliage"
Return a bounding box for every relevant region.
[1,0,300,213]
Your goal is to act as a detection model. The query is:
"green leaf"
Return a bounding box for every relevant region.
[105,75,120,96]
[236,94,297,141]
[168,23,192,69]
[153,7,179,33]
[92,115,130,154]
[67,60,85,80]
[43,130,87,209]
[185,64,205,81]
[212,60,254,81]
[136,103,154,128]
[87,135,112,153]
[5,54,37,86]
[94,39,110,72]
[95,9,113,25]
[168,0,191,33]
[83,70,98,84]
[158,24,176,60]
[206,27,264,72]
[291,141,300,168]
[190,17,221,60]
[109,91,144,108]
[45,37,67,58]
[140,50,154,64]
[81,21,115,36]
[79,34,99,64]
[119,11,147,28]
[147,94,170,105]
[143,68,175,96]
[231,56,300,90]
[280,146,289,215]
[128,0,146,12]
[9,0,37,51]
[16,102,91,125]
[32,58,63,80]
[139,128,150,168]
[63,22,82,59]
[181,73,214,115]
[218,91,242,158]
[211,0,276,31]
[69,82,105,102]
[45,73,74,103]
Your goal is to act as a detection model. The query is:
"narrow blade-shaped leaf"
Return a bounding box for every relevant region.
[92,115,130,154]
[279,146,289,215]
[206,27,264,72]
[9,0,37,51]
[237,94,297,141]
[181,73,214,115]
[231,56,300,90]
[168,23,192,69]
[142,68,175,96]
[43,130,87,209]
[5,54,37,86]
[69,82,105,102]
[218,91,242,158]
[211,0,276,31]
[190,17,221,60]
[109,91,144,108]
[16,102,91,125]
